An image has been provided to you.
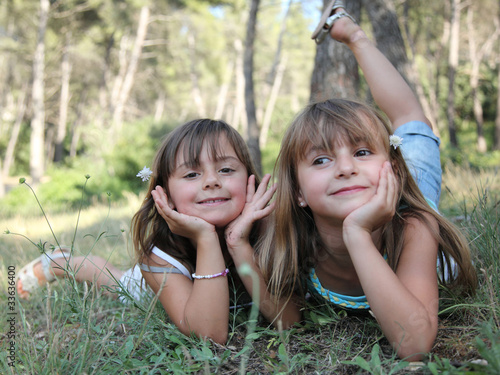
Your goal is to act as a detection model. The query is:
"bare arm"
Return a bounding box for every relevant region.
[342,164,439,360]
[147,186,230,344]
[225,175,302,328]
[329,9,431,130]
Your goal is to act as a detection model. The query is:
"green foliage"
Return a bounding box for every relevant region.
[473,322,500,374]
[2,163,500,373]
[342,345,409,374]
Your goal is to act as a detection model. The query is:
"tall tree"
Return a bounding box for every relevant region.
[54,31,72,162]
[244,0,262,174]
[365,0,412,92]
[310,0,361,102]
[30,0,50,185]
[446,0,462,148]
[112,5,150,132]
[495,2,500,150]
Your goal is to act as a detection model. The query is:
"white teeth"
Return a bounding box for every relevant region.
[202,199,225,204]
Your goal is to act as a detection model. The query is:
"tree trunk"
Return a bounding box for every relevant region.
[231,38,247,136]
[244,0,262,175]
[467,5,500,153]
[154,91,166,122]
[260,54,287,148]
[495,60,500,150]
[30,0,50,185]
[187,33,207,118]
[3,88,27,177]
[310,0,361,102]
[113,5,149,131]
[70,89,87,158]
[446,0,461,148]
[365,0,412,93]
[214,59,234,120]
[54,31,72,162]
[495,26,500,150]
[402,1,439,135]
[97,34,114,128]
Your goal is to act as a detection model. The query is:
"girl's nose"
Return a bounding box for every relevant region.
[203,171,221,189]
[335,155,357,177]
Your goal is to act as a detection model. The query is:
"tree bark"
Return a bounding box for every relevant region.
[260,54,287,148]
[244,0,262,175]
[402,1,438,135]
[310,0,361,102]
[231,38,247,135]
[214,59,234,120]
[187,33,207,118]
[495,10,500,151]
[467,5,500,153]
[113,5,150,131]
[54,31,72,162]
[365,0,412,91]
[3,88,27,177]
[446,0,461,148]
[30,0,50,185]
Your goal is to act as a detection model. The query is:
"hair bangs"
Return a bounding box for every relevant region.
[293,103,387,163]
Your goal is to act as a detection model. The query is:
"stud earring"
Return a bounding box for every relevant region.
[299,201,305,207]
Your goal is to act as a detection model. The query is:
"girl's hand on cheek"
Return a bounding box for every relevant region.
[343,162,397,234]
[225,174,276,252]
[151,186,215,242]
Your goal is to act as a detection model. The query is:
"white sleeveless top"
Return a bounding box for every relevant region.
[138,246,192,280]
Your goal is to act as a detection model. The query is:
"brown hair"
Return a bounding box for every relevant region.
[132,119,260,272]
[258,99,477,303]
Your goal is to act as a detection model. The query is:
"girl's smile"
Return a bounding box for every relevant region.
[297,138,389,224]
[331,185,367,195]
[167,135,248,228]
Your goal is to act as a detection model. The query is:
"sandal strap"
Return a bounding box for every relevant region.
[41,248,72,281]
[314,12,358,44]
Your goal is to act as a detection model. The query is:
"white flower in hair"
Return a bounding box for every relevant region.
[389,135,403,150]
[136,166,153,182]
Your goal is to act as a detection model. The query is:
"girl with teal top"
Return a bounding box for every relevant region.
[258,0,477,361]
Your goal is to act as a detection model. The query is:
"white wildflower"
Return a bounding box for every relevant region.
[136,166,153,182]
[389,135,403,150]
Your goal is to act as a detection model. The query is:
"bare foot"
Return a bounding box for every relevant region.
[17,249,67,299]
[328,6,365,45]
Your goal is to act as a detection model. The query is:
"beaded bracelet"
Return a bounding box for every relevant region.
[192,268,229,280]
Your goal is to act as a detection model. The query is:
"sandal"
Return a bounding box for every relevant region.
[311,0,357,44]
[17,246,72,298]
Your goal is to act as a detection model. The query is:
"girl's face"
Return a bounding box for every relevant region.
[296,134,389,227]
[167,135,249,228]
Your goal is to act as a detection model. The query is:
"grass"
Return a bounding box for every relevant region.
[0,164,499,374]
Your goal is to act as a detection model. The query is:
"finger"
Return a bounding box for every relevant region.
[254,201,276,220]
[258,174,272,192]
[254,174,274,203]
[387,166,399,209]
[246,175,256,203]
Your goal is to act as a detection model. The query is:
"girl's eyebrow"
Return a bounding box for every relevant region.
[175,155,240,170]
[304,146,327,158]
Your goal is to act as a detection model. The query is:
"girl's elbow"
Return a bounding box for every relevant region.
[395,325,437,361]
[206,329,228,345]
[178,321,229,345]
[396,341,432,361]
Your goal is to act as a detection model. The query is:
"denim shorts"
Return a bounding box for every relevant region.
[394,121,442,208]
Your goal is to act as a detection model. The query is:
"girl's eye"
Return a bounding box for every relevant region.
[355,149,372,157]
[219,167,235,174]
[312,157,330,165]
[183,172,199,179]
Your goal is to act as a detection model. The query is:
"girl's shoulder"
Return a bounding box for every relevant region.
[140,246,192,280]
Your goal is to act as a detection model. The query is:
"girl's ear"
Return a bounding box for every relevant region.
[297,191,307,208]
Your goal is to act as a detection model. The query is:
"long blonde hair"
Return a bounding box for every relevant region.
[132,119,261,273]
[258,99,477,302]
